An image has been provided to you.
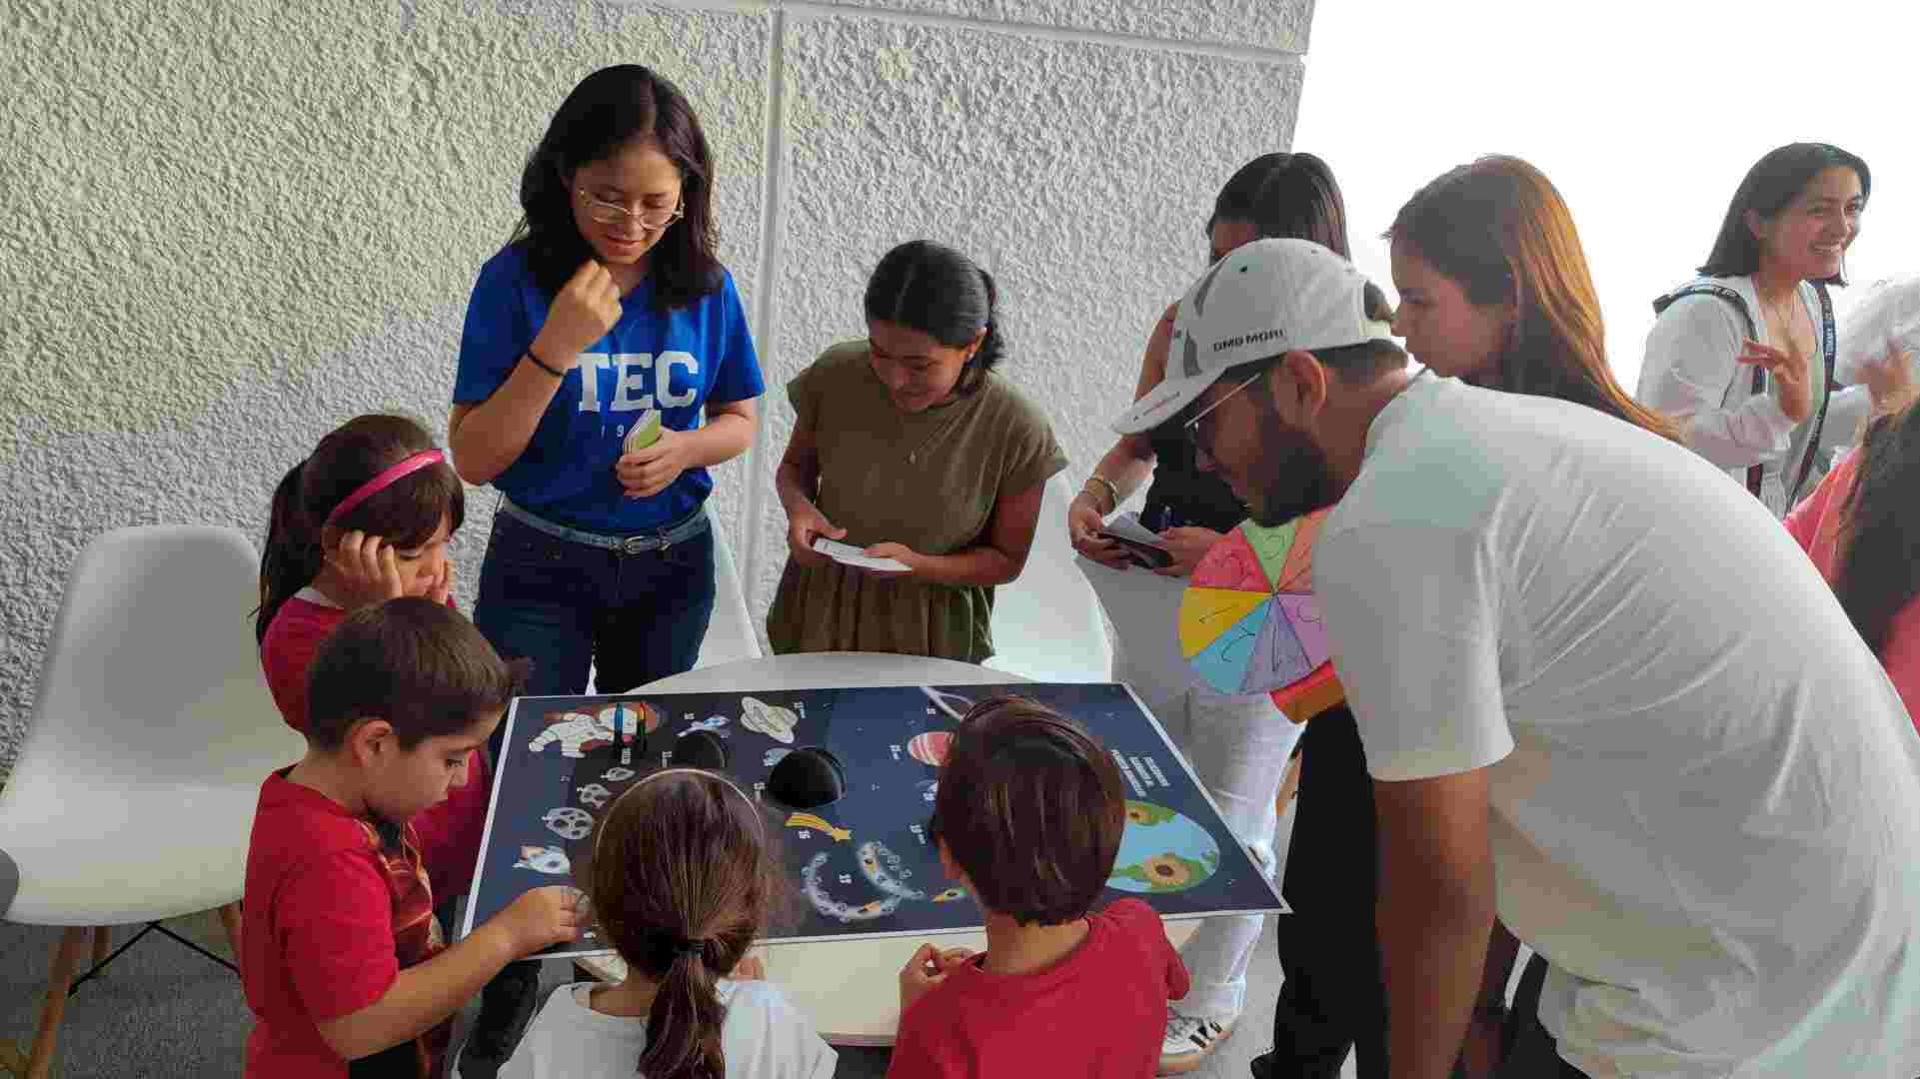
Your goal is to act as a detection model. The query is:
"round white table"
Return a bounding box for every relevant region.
[573,652,1196,1046]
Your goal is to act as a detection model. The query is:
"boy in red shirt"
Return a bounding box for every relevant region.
[242,598,581,1078]
[887,696,1190,1078]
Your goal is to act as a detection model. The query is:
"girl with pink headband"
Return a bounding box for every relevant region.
[255,413,485,910]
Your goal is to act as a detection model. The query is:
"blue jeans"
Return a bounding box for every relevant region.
[473,505,716,761]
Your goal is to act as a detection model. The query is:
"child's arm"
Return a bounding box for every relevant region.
[314,885,581,1062]
[895,942,949,1016]
[1112,899,1190,1002]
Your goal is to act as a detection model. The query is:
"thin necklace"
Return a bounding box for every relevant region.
[904,400,967,465]
[1756,279,1801,336]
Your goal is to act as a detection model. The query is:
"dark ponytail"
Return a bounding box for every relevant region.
[972,267,1005,380]
[257,460,324,644]
[587,771,779,1079]
[640,933,730,1079]
[1210,152,1352,258]
[253,414,465,645]
[864,240,1004,395]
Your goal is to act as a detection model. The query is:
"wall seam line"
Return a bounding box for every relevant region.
[621,0,1307,64]
[734,2,789,619]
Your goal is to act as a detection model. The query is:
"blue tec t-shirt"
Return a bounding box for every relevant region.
[453,244,764,533]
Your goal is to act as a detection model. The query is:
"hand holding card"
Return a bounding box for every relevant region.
[622,409,663,455]
[811,537,911,573]
[1096,529,1173,570]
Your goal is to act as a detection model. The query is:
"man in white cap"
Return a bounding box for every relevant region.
[1111,237,1920,1078]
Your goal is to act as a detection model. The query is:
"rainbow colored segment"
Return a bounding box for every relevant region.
[1178,510,1345,719]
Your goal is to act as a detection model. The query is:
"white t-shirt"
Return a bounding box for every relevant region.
[1637,274,1862,516]
[1317,375,1920,1077]
[499,979,837,1079]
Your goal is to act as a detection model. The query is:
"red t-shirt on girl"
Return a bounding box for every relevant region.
[886,898,1191,1079]
[1785,447,1920,728]
[242,769,448,1077]
[259,590,490,903]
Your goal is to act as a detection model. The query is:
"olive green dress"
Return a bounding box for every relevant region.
[766,341,1068,662]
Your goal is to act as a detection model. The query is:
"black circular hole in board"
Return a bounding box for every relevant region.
[765,746,847,810]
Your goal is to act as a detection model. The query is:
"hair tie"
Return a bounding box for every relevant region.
[324,450,446,528]
[645,929,705,959]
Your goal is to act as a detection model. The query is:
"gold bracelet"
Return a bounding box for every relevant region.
[1076,481,1108,513]
[1084,475,1121,514]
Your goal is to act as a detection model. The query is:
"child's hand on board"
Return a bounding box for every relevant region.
[492,884,584,958]
[896,942,972,1012]
[324,531,406,610]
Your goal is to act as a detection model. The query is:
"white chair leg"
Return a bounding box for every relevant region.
[26,927,87,1079]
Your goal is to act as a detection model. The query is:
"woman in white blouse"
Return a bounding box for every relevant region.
[1638,143,1872,516]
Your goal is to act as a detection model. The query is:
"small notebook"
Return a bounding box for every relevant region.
[811,538,911,573]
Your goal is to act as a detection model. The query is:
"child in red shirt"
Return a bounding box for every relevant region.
[242,598,581,1078]
[1784,371,1920,729]
[255,414,487,906]
[886,696,1190,1079]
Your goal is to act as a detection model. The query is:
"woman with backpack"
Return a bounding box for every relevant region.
[1637,143,1873,516]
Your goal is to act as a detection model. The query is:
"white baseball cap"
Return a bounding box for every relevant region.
[1110,237,1398,435]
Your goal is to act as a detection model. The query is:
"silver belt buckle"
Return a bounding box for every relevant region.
[620,535,655,556]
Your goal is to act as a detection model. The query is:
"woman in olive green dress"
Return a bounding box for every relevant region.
[768,240,1067,662]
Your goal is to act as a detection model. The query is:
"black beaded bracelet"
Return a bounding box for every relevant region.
[524,347,565,379]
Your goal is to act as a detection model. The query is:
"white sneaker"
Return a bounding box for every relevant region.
[1159,1012,1235,1075]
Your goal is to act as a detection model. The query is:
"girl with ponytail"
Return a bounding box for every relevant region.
[768,239,1067,662]
[255,413,485,904]
[502,769,835,1078]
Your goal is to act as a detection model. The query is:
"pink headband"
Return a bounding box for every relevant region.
[325,450,447,527]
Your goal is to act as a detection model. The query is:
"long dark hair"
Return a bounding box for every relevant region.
[514,65,722,310]
[864,240,1005,395]
[590,770,777,1079]
[1210,152,1351,258]
[1697,142,1870,283]
[1388,155,1680,441]
[1834,393,1920,655]
[256,415,464,644]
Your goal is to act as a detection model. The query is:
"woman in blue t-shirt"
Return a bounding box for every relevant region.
[450,64,763,704]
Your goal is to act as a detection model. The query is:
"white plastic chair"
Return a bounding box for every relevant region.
[985,473,1114,682]
[696,517,763,670]
[0,526,304,1078]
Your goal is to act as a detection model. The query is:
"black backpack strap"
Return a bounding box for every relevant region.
[1784,281,1839,507]
[1654,283,1765,495]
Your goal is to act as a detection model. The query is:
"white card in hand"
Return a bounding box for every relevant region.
[1099,511,1167,549]
[811,538,911,572]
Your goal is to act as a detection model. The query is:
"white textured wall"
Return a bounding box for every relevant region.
[0,0,1310,776]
